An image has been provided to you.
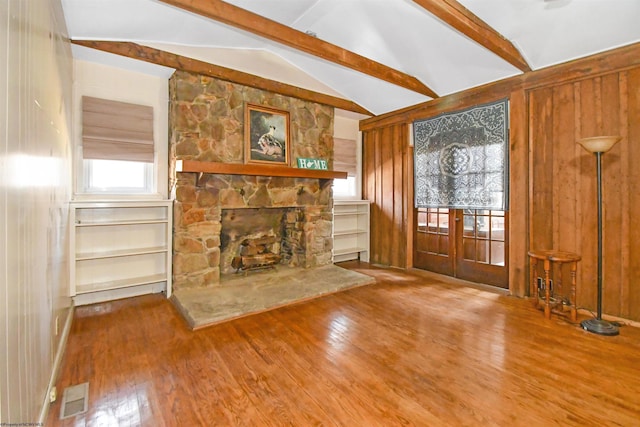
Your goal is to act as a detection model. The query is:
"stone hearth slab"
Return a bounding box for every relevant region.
[171,264,376,330]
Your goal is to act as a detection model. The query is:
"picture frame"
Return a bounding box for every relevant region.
[244,103,291,166]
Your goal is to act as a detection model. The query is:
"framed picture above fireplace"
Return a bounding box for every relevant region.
[245,104,290,166]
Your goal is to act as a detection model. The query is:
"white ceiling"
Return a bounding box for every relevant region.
[62,0,640,117]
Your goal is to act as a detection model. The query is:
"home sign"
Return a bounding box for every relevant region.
[297,158,328,170]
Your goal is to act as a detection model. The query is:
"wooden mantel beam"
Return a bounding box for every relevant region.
[158,0,438,99]
[176,160,347,180]
[412,0,531,72]
[71,40,372,116]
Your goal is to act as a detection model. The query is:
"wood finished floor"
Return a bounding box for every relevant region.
[47,262,640,426]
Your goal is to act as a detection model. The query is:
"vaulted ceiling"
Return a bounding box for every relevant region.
[62,0,640,118]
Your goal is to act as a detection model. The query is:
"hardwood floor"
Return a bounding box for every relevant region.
[47,262,640,426]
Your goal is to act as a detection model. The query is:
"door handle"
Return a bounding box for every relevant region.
[454,217,461,222]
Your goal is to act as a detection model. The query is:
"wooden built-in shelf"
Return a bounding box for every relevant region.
[75,273,168,295]
[76,246,168,261]
[332,200,370,263]
[176,160,348,180]
[70,201,173,303]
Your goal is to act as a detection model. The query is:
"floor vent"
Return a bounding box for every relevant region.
[59,382,89,419]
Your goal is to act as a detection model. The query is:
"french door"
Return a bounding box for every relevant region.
[414,208,508,288]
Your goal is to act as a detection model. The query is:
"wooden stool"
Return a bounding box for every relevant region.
[528,250,581,321]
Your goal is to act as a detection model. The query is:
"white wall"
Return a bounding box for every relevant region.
[334,115,360,141]
[73,60,170,199]
[1,0,73,423]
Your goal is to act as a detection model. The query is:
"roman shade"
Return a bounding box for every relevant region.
[82,96,154,162]
[333,138,357,177]
[413,99,509,210]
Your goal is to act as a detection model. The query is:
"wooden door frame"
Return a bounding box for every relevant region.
[413,208,509,288]
[413,208,455,276]
[454,209,509,288]
[403,89,529,296]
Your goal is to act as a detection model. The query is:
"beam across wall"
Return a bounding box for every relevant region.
[158,0,438,99]
[360,41,640,130]
[71,40,373,116]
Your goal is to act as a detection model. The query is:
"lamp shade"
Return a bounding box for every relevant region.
[577,136,622,153]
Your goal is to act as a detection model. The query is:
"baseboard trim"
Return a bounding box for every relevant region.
[577,308,640,329]
[38,301,75,425]
[408,267,510,296]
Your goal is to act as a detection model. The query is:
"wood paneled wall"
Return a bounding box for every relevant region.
[529,68,640,319]
[362,123,410,268]
[1,0,73,423]
[360,42,640,321]
[362,91,529,295]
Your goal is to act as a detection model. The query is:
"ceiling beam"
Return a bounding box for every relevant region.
[71,40,373,116]
[412,0,531,72]
[158,0,438,99]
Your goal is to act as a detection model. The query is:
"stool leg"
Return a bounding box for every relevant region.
[570,261,578,322]
[544,259,551,319]
[530,258,539,309]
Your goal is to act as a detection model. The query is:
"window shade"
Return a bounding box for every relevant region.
[333,138,357,177]
[82,96,154,162]
[413,99,509,210]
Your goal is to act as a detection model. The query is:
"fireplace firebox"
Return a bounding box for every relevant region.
[220,207,306,275]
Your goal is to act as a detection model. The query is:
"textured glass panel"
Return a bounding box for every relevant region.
[491,241,505,266]
[417,211,427,231]
[427,210,439,232]
[490,228,505,241]
[490,221,505,240]
[476,216,490,239]
[438,214,449,234]
[476,241,489,263]
[463,215,476,237]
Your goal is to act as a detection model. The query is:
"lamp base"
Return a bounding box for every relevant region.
[580,318,619,336]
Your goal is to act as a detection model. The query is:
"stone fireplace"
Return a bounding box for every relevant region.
[172,173,333,289]
[169,71,336,291]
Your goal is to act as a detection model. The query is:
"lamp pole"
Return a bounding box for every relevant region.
[577,136,621,336]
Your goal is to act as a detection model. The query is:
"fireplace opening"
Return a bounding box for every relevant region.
[220,207,306,276]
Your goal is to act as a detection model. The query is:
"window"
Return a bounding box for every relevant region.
[84,159,153,193]
[333,176,357,198]
[81,96,155,194]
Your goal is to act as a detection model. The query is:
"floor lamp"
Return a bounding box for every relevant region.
[577,135,622,336]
